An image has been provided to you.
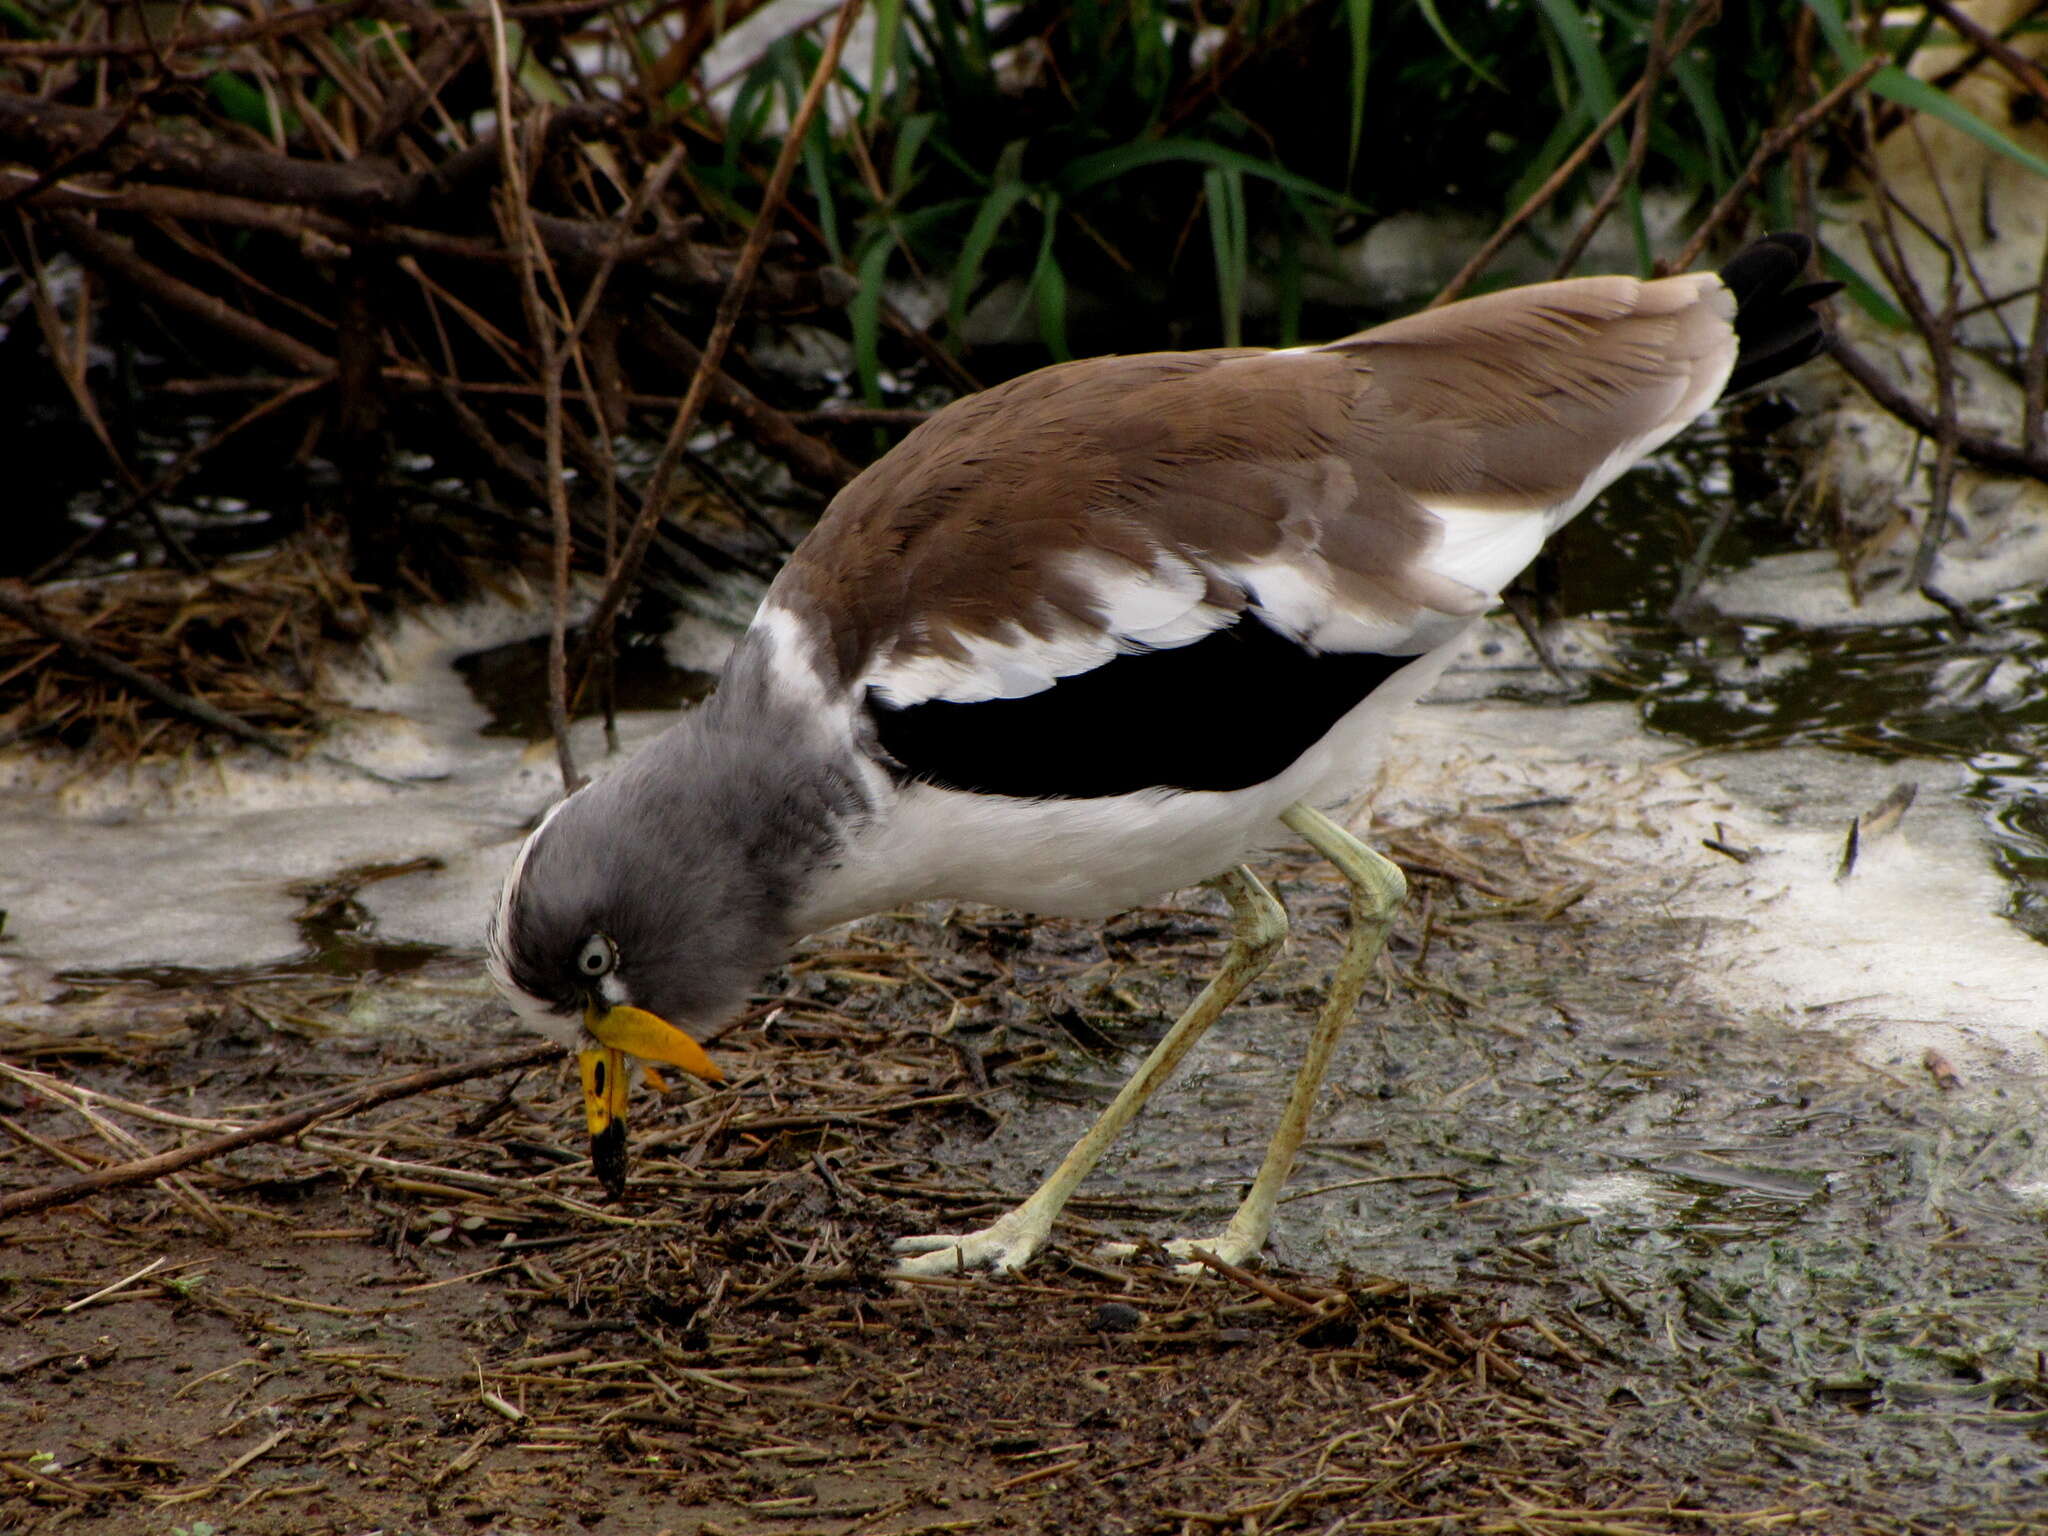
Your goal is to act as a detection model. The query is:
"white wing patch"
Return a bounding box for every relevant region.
[752,602,836,708]
[865,550,1235,707]
[1069,551,1206,634]
[1414,504,1551,600]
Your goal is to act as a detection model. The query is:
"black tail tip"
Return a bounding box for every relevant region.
[1719,232,1841,395]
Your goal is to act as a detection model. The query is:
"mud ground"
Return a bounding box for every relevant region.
[6,796,2044,1536]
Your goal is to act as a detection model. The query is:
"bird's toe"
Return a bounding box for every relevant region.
[890,1211,1049,1276]
[1095,1233,1262,1277]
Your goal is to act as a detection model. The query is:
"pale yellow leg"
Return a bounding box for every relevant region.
[1103,801,1406,1273]
[893,867,1288,1276]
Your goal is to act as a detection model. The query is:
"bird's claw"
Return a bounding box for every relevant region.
[1095,1232,1260,1279]
[892,1208,1052,1277]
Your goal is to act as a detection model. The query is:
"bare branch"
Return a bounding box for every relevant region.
[0,1043,564,1222]
[571,0,869,686]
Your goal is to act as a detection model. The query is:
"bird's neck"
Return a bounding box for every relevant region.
[681,637,878,926]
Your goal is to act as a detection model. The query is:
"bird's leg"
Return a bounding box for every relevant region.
[893,867,1288,1277]
[1106,801,1405,1275]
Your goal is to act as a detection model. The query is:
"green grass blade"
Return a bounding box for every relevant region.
[852,234,896,404]
[1800,0,1861,67]
[1343,0,1373,176]
[867,0,904,125]
[889,112,938,197]
[949,159,1033,339]
[1667,54,1735,185]
[1869,64,2048,179]
[1060,138,1354,209]
[1029,194,1070,361]
[802,100,844,261]
[206,71,282,138]
[1275,194,1305,347]
[1413,0,1499,89]
[1529,0,1618,118]
[1531,0,1647,272]
[1204,166,1247,347]
[726,64,776,151]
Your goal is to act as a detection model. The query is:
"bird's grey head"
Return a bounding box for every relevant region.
[487,707,860,1040]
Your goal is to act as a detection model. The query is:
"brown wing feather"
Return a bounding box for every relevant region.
[769,271,1736,698]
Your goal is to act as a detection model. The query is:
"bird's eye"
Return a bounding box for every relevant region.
[576,933,616,979]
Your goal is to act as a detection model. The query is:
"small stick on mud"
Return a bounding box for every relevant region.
[1186,1246,1328,1318]
[0,1042,563,1222]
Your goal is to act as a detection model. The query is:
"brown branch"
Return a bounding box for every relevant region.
[1880,0,2048,145]
[1185,1246,1329,1318]
[404,100,627,217]
[2026,231,2048,461]
[633,310,861,492]
[487,2,584,795]
[1828,334,2048,482]
[790,405,935,429]
[1859,202,1982,629]
[1551,0,1674,278]
[0,94,625,221]
[1919,0,2048,106]
[1663,55,1885,274]
[0,1,620,61]
[0,0,389,60]
[1432,0,1721,306]
[0,1043,565,1222]
[49,212,333,373]
[5,173,836,311]
[0,95,408,215]
[642,0,773,101]
[572,0,869,684]
[364,19,479,154]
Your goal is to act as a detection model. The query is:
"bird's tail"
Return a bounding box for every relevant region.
[1718,232,1841,395]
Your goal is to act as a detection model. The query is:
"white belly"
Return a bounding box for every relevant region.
[793,634,1465,928]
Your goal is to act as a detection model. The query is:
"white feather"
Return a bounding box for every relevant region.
[1416,503,1552,598]
[752,601,834,707]
[867,550,1231,705]
[1223,559,1331,641]
[487,797,581,1046]
[870,624,1122,705]
[1066,550,1208,633]
[1128,602,1237,649]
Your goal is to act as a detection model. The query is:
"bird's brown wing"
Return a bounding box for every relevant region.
[769,271,1736,708]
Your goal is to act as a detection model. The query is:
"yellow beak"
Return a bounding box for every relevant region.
[579,1003,723,1197]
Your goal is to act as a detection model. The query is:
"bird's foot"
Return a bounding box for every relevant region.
[1096,1231,1261,1279]
[892,1204,1053,1277]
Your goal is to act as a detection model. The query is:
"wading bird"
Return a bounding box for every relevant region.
[489,234,1833,1275]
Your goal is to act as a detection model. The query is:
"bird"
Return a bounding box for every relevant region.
[487,232,1835,1276]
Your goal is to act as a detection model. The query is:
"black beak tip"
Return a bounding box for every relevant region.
[592,1120,629,1200]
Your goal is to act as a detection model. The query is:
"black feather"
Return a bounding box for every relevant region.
[1720,232,1841,395]
[872,616,1417,800]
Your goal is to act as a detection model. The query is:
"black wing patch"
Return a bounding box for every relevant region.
[870,615,1418,800]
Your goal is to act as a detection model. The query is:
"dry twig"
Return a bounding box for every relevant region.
[0,1042,563,1221]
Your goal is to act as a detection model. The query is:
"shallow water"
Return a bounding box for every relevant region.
[1560,435,2048,942]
